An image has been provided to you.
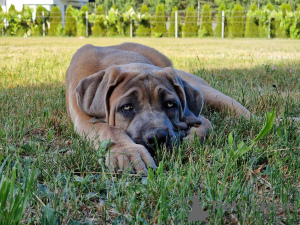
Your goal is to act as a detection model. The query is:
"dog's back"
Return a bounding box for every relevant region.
[108,42,172,68]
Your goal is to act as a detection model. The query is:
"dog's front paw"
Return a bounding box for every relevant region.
[105,144,157,175]
[184,117,212,144]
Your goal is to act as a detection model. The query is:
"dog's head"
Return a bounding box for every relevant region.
[75,63,203,153]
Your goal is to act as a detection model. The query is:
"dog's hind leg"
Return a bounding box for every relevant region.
[175,69,251,119]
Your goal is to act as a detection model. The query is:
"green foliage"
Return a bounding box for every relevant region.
[182,6,198,37]
[168,6,181,37]
[228,109,276,160]
[136,5,151,37]
[121,7,136,37]
[280,3,292,12]
[0,6,4,33]
[32,5,49,36]
[228,4,245,38]
[258,4,276,38]
[245,3,259,37]
[92,5,106,37]
[107,7,120,37]
[18,6,33,37]
[64,5,76,36]
[96,5,105,15]
[3,3,300,38]
[199,4,213,37]
[214,4,228,37]
[148,0,163,12]
[276,3,293,38]
[8,4,17,13]
[290,9,300,39]
[165,0,181,12]
[151,4,167,37]
[0,158,36,224]
[266,3,274,11]
[6,5,21,36]
[49,6,62,36]
[77,5,90,37]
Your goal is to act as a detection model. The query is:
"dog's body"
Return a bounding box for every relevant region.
[66,43,251,174]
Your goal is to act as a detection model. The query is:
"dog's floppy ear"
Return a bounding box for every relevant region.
[75,66,121,123]
[163,67,203,126]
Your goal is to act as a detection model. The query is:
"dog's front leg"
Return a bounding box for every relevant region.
[184,115,212,145]
[74,118,157,175]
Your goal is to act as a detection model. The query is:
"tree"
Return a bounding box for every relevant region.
[165,0,181,12]
[245,3,259,37]
[199,4,213,37]
[258,3,276,38]
[136,4,151,37]
[107,6,119,37]
[290,7,300,39]
[8,4,17,13]
[6,4,21,36]
[228,4,245,38]
[168,6,181,37]
[182,6,198,37]
[276,3,292,38]
[92,5,106,37]
[77,5,89,37]
[0,5,4,34]
[148,0,162,12]
[64,5,76,36]
[151,4,167,37]
[49,6,62,36]
[121,6,136,36]
[16,5,32,37]
[214,4,228,37]
[266,3,274,11]
[32,5,49,36]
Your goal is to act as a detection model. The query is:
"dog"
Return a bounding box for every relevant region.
[66,42,251,174]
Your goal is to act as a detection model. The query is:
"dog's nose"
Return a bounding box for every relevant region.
[144,129,169,148]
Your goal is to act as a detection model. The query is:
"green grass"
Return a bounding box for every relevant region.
[0,37,299,224]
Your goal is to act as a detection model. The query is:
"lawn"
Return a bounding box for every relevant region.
[0,37,299,224]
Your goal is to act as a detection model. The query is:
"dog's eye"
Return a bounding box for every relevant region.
[121,104,133,112]
[166,101,176,108]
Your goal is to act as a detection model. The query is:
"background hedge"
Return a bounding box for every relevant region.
[245,3,259,37]
[168,6,181,37]
[214,4,228,37]
[1,2,300,39]
[228,4,245,38]
[182,6,198,37]
[199,4,213,37]
[136,4,151,37]
[92,5,106,37]
[49,6,62,36]
[64,5,76,36]
[151,4,167,37]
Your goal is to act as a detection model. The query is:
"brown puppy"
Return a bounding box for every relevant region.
[66,43,250,174]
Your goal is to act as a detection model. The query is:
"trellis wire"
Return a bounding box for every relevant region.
[1,10,297,38]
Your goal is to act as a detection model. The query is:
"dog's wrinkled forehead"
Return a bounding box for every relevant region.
[111,64,178,98]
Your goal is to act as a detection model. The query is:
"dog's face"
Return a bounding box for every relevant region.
[75,64,204,152]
